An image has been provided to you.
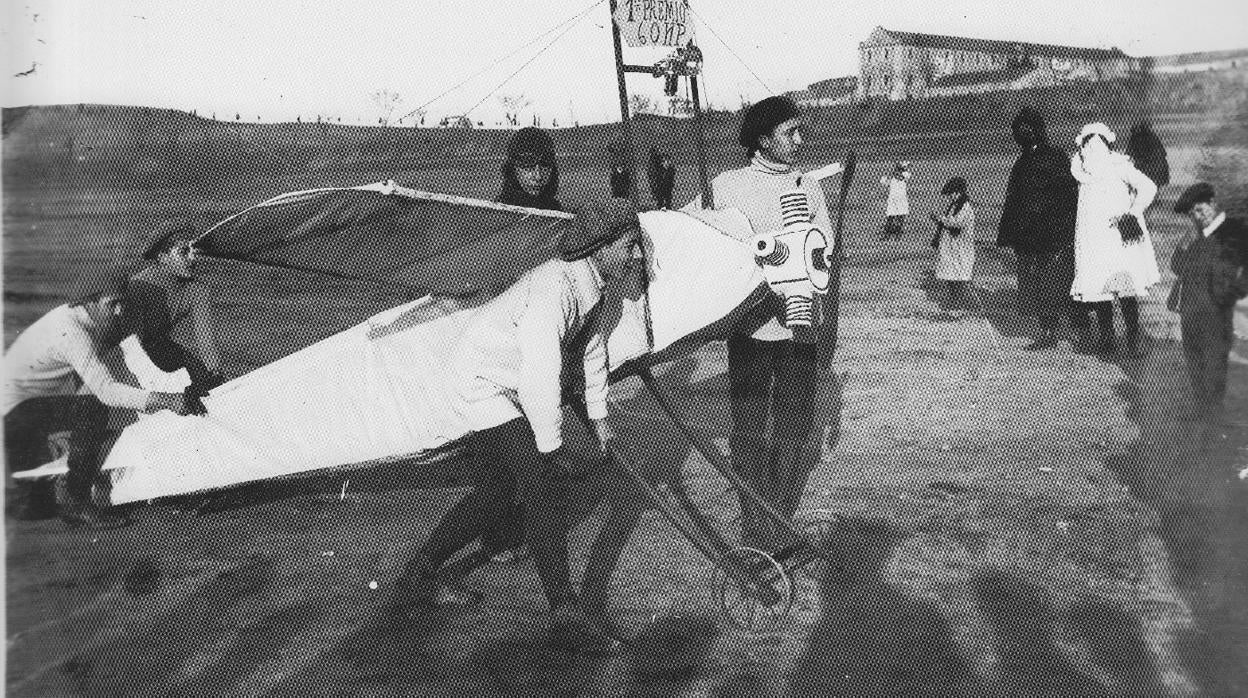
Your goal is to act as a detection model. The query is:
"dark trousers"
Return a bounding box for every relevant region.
[1181,309,1234,408]
[5,396,109,511]
[1016,248,1089,332]
[727,335,818,541]
[943,280,971,311]
[881,215,906,239]
[422,418,574,607]
[1091,297,1141,339]
[1037,303,1093,334]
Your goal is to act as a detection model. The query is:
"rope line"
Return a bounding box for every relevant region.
[460,1,603,120]
[398,0,604,122]
[687,6,771,94]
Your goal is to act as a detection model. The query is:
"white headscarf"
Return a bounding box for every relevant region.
[1071,122,1127,183]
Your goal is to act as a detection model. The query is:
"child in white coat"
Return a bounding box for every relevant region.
[880,161,911,239]
[930,177,976,315]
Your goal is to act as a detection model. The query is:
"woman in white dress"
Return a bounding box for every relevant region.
[1069,122,1159,358]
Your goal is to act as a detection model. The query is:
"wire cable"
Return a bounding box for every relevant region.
[687,5,771,94]
[398,0,604,122]
[460,1,603,120]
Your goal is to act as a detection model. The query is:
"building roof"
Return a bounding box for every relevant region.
[863,26,1129,61]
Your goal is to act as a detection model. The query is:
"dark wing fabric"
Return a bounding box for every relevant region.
[196,182,575,297]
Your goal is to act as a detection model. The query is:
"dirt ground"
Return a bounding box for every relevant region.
[5,144,1248,696]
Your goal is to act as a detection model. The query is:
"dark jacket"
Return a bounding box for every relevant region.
[647,149,676,208]
[126,265,213,382]
[997,108,1079,255]
[1170,216,1248,313]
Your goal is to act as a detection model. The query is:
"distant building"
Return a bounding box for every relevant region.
[1145,48,1248,74]
[857,26,1141,100]
[785,76,858,109]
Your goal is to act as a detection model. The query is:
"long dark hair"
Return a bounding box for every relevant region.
[497,127,562,211]
[942,177,970,216]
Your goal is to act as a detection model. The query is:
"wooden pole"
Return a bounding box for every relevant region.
[607,0,638,206]
[689,74,713,209]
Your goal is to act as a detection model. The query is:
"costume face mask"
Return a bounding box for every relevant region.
[749,189,833,327]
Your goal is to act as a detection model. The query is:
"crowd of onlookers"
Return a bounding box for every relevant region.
[867,104,1245,428]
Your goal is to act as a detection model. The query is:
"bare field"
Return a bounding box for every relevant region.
[5,142,1248,696]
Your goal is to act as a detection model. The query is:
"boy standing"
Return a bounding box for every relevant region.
[688,95,839,547]
[1170,182,1248,421]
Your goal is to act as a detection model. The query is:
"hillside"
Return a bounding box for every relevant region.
[5,73,1244,195]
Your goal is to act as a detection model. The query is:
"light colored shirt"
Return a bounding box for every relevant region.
[3,303,150,415]
[451,257,609,453]
[1204,211,1227,238]
[687,155,836,341]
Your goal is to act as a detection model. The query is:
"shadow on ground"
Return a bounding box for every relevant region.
[1107,338,1248,695]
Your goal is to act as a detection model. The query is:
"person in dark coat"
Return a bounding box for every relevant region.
[997,106,1092,352]
[606,140,632,199]
[1170,182,1248,421]
[647,147,676,209]
[1125,120,1170,188]
[128,224,226,394]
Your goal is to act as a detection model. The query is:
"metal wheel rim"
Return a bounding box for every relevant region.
[712,546,794,632]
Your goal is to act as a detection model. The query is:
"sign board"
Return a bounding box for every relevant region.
[612,0,692,48]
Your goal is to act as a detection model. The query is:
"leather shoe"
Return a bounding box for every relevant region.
[395,554,481,613]
[54,478,129,530]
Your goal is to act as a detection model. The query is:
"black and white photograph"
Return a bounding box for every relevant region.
[4,0,1248,695]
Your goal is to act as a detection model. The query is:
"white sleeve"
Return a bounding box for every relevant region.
[64,329,150,410]
[581,319,609,421]
[1125,164,1158,218]
[515,268,574,453]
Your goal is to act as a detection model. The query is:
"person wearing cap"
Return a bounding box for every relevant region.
[930,177,977,316]
[997,107,1092,352]
[127,223,225,393]
[684,95,838,548]
[476,126,566,567]
[3,268,204,527]
[1170,182,1248,421]
[497,127,562,211]
[1069,121,1160,359]
[395,200,640,653]
[879,161,912,240]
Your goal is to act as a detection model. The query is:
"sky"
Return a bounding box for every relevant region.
[4,0,1247,127]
